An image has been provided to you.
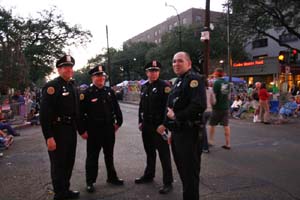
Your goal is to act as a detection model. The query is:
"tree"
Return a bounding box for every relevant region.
[230,0,300,51]
[0,6,92,92]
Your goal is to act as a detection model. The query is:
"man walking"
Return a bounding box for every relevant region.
[208,68,231,149]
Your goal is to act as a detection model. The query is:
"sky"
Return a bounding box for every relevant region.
[1,0,226,71]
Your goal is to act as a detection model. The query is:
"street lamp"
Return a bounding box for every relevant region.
[165,2,182,50]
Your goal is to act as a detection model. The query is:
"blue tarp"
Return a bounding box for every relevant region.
[222,76,246,84]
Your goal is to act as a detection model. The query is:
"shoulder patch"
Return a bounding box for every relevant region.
[164,86,171,94]
[190,80,198,88]
[80,93,85,101]
[47,87,55,95]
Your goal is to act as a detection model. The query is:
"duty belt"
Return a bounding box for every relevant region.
[56,115,74,124]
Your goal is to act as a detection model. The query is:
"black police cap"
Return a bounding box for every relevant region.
[56,55,75,68]
[144,60,161,71]
[88,65,107,76]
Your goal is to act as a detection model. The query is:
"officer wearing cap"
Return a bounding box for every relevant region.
[135,60,173,194]
[40,55,84,200]
[79,65,123,193]
[157,52,206,200]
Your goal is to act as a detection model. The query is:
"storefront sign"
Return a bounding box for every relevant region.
[233,60,264,67]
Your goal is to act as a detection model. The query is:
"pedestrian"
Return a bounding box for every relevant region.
[157,51,206,200]
[202,80,216,153]
[79,65,123,193]
[252,82,261,122]
[258,82,271,124]
[40,55,84,200]
[135,60,173,194]
[208,67,231,150]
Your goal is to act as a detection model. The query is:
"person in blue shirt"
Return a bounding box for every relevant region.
[279,96,298,119]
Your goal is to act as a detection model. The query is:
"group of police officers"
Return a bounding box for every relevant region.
[40,51,207,200]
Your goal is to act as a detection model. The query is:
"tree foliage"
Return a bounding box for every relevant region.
[81,23,247,84]
[230,0,300,51]
[0,6,92,93]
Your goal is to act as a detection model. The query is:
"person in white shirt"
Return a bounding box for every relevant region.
[230,95,242,116]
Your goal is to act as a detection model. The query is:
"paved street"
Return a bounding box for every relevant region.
[1,102,300,200]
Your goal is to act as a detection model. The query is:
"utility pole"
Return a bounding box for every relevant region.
[226,1,232,82]
[106,25,112,86]
[203,0,210,77]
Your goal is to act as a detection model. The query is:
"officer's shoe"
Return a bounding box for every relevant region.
[64,190,80,199]
[159,184,173,194]
[86,184,95,193]
[135,176,154,184]
[53,193,64,200]
[107,178,124,185]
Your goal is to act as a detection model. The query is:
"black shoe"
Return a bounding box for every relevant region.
[221,145,231,150]
[86,184,95,193]
[64,190,80,199]
[159,184,173,194]
[135,176,154,184]
[53,193,64,200]
[107,178,124,185]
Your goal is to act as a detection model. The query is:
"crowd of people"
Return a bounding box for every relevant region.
[0,88,41,156]
[227,81,300,124]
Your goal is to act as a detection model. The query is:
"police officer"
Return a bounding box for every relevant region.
[157,52,206,200]
[79,65,123,193]
[40,55,84,200]
[135,60,173,194]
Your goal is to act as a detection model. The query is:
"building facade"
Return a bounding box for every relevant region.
[233,28,300,91]
[125,8,223,45]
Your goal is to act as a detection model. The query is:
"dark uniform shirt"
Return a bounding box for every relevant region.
[139,79,171,125]
[40,76,80,139]
[164,69,207,130]
[79,85,122,132]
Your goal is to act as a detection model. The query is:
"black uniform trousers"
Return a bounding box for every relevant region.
[171,126,202,200]
[86,124,117,184]
[48,124,77,196]
[142,123,173,185]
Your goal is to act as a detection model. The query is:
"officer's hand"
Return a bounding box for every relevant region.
[156,125,166,135]
[167,107,175,120]
[114,124,120,132]
[81,132,88,140]
[138,123,143,132]
[47,137,56,151]
[167,135,172,145]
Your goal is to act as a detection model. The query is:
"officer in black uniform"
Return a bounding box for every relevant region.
[157,52,206,200]
[79,65,123,193]
[135,60,173,194]
[40,55,83,200]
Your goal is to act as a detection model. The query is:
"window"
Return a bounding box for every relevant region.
[252,38,268,49]
[154,31,158,36]
[279,33,298,43]
[195,15,201,23]
[174,22,178,27]
[147,35,150,39]
[168,24,173,30]
[182,18,187,25]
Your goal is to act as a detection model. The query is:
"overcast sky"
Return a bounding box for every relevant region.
[1,0,226,70]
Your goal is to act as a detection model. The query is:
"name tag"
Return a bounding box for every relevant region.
[91,98,98,102]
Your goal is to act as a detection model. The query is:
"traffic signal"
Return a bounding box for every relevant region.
[278,51,287,64]
[290,49,298,63]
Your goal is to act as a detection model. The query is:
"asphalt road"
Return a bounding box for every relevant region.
[1,102,300,200]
